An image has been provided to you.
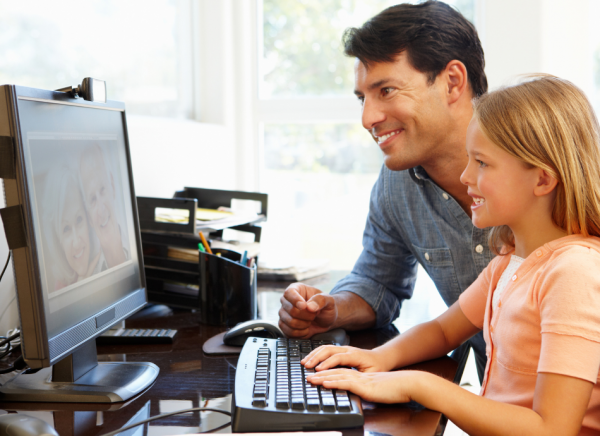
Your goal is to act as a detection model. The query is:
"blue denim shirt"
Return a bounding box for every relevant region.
[331,164,494,330]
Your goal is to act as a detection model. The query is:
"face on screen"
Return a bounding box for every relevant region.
[79,146,127,268]
[59,182,92,278]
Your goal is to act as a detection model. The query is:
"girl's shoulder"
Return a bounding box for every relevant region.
[546,235,600,261]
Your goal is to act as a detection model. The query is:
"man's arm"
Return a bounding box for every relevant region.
[279,167,418,337]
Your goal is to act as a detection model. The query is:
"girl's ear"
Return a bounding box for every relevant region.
[533,168,559,197]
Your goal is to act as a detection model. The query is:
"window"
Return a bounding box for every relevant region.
[0,0,194,118]
[258,0,476,273]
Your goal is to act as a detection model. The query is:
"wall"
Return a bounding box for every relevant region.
[127,115,236,197]
[483,0,592,93]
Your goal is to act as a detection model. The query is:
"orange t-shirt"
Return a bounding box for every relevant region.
[459,235,600,435]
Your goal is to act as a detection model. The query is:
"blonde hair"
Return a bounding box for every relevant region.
[473,74,600,255]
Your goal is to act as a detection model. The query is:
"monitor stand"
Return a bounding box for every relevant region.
[0,340,159,403]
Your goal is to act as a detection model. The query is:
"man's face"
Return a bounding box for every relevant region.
[354,52,452,171]
[80,156,117,247]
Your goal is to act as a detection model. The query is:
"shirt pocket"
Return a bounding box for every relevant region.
[411,244,462,306]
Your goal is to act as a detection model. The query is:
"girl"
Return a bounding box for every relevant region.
[302,75,600,436]
[43,166,101,291]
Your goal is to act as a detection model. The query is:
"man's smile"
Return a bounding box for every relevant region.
[374,129,403,147]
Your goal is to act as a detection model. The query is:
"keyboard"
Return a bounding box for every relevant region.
[231,336,364,432]
[96,328,177,345]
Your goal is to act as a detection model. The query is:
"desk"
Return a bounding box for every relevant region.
[0,273,458,436]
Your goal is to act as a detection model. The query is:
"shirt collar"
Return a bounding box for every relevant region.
[408,166,430,186]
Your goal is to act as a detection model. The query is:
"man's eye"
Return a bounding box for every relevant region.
[356,96,365,105]
[63,225,71,235]
[382,87,393,96]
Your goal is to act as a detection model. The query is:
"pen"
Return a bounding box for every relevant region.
[240,250,248,266]
[198,231,213,254]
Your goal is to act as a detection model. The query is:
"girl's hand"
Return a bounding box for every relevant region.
[301,346,389,372]
[306,368,422,404]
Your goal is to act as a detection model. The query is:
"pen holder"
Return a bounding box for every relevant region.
[199,248,257,327]
[140,232,257,327]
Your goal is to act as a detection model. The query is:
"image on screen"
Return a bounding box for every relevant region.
[28,136,133,300]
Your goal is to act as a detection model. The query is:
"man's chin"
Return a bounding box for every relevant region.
[383,155,416,172]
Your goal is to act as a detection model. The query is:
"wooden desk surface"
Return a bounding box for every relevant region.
[0,274,457,436]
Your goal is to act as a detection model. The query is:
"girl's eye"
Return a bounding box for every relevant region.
[477,160,487,168]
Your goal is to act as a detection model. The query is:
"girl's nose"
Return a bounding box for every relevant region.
[460,162,472,186]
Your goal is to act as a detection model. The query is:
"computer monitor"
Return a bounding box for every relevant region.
[0,84,158,402]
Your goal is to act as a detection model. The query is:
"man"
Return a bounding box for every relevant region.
[79,144,130,270]
[278,1,491,378]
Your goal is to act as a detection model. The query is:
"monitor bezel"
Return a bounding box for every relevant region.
[1,84,147,368]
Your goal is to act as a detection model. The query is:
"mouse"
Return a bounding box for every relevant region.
[223,319,284,346]
[222,319,351,347]
[0,413,59,436]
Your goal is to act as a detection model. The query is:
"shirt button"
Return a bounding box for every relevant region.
[536,250,542,257]
[442,193,449,200]
[511,275,517,281]
[425,252,430,261]
[475,244,484,253]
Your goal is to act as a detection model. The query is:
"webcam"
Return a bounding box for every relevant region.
[56,77,107,103]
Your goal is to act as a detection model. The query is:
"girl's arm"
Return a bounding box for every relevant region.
[303,301,480,372]
[309,368,592,436]
[307,303,594,436]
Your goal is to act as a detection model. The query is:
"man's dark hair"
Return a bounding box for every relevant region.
[343,1,487,97]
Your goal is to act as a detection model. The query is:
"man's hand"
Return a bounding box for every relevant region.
[278,283,338,338]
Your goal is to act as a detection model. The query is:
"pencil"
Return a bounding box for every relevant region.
[198,232,213,254]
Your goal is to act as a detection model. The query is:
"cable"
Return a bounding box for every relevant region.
[0,332,20,349]
[0,331,20,358]
[0,355,25,374]
[0,252,15,326]
[0,251,10,282]
[98,407,232,436]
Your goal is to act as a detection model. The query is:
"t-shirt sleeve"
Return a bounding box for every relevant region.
[537,247,600,382]
[459,258,498,329]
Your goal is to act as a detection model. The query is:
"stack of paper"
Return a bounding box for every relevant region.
[257,259,329,281]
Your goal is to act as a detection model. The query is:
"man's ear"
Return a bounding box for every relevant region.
[444,60,469,105]
[533,168,559,197]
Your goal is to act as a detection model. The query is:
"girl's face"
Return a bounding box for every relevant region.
[460,119,541,230]
[60,183,91,278]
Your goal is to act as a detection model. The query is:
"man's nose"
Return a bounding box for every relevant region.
[361,98,386,131]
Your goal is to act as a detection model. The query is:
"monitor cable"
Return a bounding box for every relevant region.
[0,251,10,282]
[0,330,23,366]
[98,407,232,436]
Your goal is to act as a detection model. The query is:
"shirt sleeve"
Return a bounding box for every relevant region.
[537,247,600,382]
[330,166,418,328]
[458,257,498,329]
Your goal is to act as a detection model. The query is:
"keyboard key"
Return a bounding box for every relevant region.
[337,401,352,412]
[252,398,267,407]
[307,398,320,411]
[291,397,305,410]
[322,397,336,412]
[276,397,290,409]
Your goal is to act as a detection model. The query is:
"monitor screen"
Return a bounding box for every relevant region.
[17,99,143,340]
[0,86,157,404]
